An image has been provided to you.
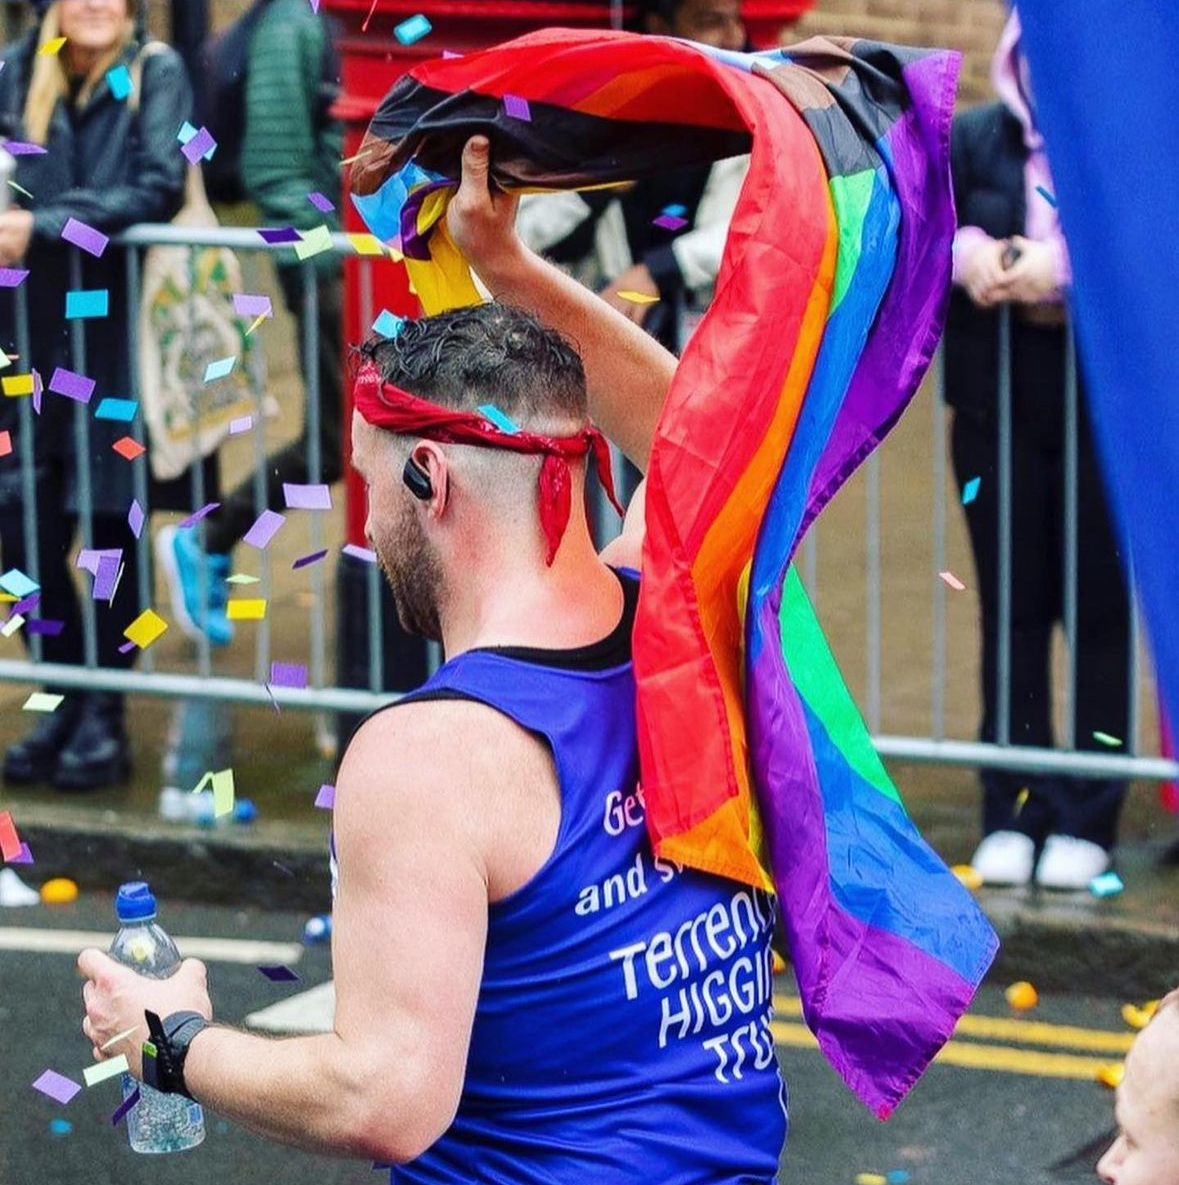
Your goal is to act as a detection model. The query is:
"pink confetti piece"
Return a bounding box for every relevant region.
[48,366,94,404]
[269,661,308,689]
[243,509,285,549]
[503,94,532,121]
[653,213,688,231]
[307,191,335,213]
[128,499,144,539]
[314,783,335,810]
[228,415,253,435]
[360,0,380,32]
[0,268,29,287]
[257,964,301,982]
[283,483,331,511]
[232,293,272,318]
[178,502,220,530]
[939,570,966,591]
[180,126,216,165]
[0,810,20,861]
[61,217,109,258]
[32,1070,81,1105]
[292,549,329,570]
[110,1086,139,1126]
[342,543,377,564]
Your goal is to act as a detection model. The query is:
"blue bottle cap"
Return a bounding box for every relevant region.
[115,881,156,922]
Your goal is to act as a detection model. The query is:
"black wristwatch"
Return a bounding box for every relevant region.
[141,1010,207,1100]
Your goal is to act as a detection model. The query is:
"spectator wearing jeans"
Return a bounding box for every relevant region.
[157,0,342,645]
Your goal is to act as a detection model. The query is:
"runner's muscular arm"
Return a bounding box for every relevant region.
[79,704,491,1164]
[448,137,677,472]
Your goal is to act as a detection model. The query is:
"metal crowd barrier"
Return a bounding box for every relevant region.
[0,226,1173,783]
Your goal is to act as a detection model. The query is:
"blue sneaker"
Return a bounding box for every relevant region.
[155,524,234,648]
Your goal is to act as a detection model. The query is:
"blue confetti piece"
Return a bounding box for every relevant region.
[94,398,139,422]
[885,1173,910,1185]
[106,65,132,100]
[0,568,39,598]
[478,404,520,434]
[203,356,236,383]
[372,309,405,338]
[662,203,687,217]
[962,476,981,505]
[394,14,432,45]
[1089,871,1124,898]
[65,289,109,319]
[48,1118,72,1137]
[1036,184,1058,208]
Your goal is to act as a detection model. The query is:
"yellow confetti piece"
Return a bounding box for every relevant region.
[347,233,385,256]
[22,692,64,712]
[226,598,266,621]
[293,224,333,261]
[1096,1062,1124,1089]
[951,863,984,891]
[855,1176,887,1185]
[1005,981,1039,1011]
[771,951,787,974]
[616,290,660,304]
[1014,787,1030,814]
[1122,1001,1159,1030]
[2,374,34,397]
[245,312,268,337]
[123,608,167,649]
[38,36,67,56]
[211,768,235,817]
[82,1054,129,1087]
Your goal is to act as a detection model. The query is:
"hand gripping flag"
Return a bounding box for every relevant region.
[351,28,998,1118]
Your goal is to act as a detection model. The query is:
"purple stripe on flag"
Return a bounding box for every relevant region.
[0,268,29,287]
[292,549,329,569]
[178,502,220,529]
[48,367,95,404]
[61,217,109,258]
[283,483,331,510]
[243,509,285,549]
[269,661,308,689]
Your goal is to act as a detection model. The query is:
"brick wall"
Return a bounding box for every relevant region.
[788,0,1009,107]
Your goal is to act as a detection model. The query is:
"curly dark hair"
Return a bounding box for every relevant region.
[358,304,587,426]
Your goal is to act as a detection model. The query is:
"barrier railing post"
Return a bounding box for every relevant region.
[996,305,1013,746]
[68,248,98,669]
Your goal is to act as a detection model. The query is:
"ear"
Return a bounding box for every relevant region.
[410,442,449,514]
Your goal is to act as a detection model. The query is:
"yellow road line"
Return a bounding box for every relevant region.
[773,995,1133,1054]
[770,1021,1116,1081]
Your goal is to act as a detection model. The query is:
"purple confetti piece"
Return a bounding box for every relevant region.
[342,543,377,564]
[12,592,39,616]
[10,841,33,864]
[314,783,335,810]
[232,293,272,318]
[92,554,120,602]
[32,1071,82,1106]
[110,1085,140,1126]
[178,502,220,530]
[282,483,331,511]
[503,94,532,121]
[257,964,301,983]
[48,367,95,404]
[180,126,216,165]
[31,369,41,415]
[128,499,144,539]
[307,191,335,213]
[243,509,285,549]
[76,548,121,577]
[61,217,109,258]
[117,640,136,654]
[4,141,47,155]
[0,268,29,287]
[228,415,253,435]
[269,661,308,689]
[652,213,688,231]
[258,227,301,244]
[292,549,329,570]
[25,619,64,637]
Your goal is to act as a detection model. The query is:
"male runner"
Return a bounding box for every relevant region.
[79,136,788,1180]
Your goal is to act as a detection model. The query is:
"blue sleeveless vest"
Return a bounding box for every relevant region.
[386,573,787,1184]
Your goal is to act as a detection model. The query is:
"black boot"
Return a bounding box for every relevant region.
[4,693,83,784]
[53,693,130,791]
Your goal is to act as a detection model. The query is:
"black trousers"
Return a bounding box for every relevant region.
[0,459,140,675]
[206,268,344,555]
[949,327,1130,851]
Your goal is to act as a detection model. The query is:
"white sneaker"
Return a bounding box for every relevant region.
[970,830,1036,887]
[1035,835,1111,890]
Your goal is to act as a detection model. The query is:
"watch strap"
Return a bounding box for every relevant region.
[141,1009,206,1099]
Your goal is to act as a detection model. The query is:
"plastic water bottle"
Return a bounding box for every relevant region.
[109,882,206,1154]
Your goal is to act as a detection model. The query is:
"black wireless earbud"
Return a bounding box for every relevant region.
[402,455,434,501]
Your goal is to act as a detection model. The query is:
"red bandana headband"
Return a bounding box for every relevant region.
[353,363,624,566]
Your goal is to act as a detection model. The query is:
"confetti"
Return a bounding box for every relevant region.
[0,810,23,861]
[885,1174,910,1185]
[3,140,47,156]
[257,964,301,982]
[245,312,268,337]
[226,573,260,585]
[269,662,308,689]
[123,609,167,649]
[6,179,33,200]
[283,483,331,510]
[65,289,109,319]
[110,1086,140,1126]
[95,398,138,422]
[855,1175,887,1185]
[47,1118,72,1139]
[232,293,272,319]
[292,549,329,569]
[951,864,983,891]
[360,0,380,33]
[616,290,660,304]
[1093,730,1123,747]
[23,692,64,712]
[25,619,64,637]
[8,842,33,865]
[243,509,286,549]
[2,374,33,397]
[112,436,145,460]
[372,309,404,338]
[226,599,266,621]
[0,430,13,457]
[106,64,132,100]
[314,783,335,809]
[503,94,532,121]
[31,1070,81,1105]
[204,356,236,383]
[294,224,333,261]
[1089,871,1125,898]
[0,268,29,287]
[258,227,301,244]
[962,476,981,505]
[938,570,966,591]
[652,213,688,231]
[99,1025,141,1053]
[178,502,220,529]
[663,203,687,217]
[228,415,253,435]
[1096,1062,1124,1089]
[211,768,235,817]
[348,233,384,256]
[1004,980,1038,1011]
[83,1055,129,1087]
[1,613,23,637]
[1014,787,1030,814]
[179,125,216,165]
[342,543,377,564]
[38,36,67,56]
[61,217,109,258]
[478,404,520,434]
[1036,184,1058,207]
[394,13,432,44]
[92,554,122,602]
[0,568,38,597]
[307,191,335,213]
[48,367,94,404]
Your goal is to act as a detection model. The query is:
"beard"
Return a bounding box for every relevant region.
[374,505,444,642]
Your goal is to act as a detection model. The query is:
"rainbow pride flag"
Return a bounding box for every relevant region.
[352,28,997,1117]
